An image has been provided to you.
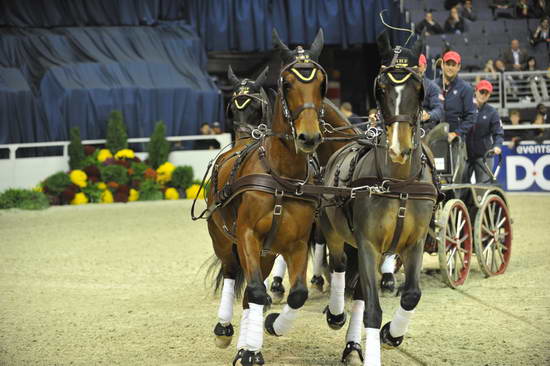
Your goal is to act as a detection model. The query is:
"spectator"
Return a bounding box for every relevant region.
[340,102,364,128]
[530,17,550,46]
[445,0,464,10]
[211,121,223,134]
[465,80,504,183]
[503,109,529,148]
[435,51,477,142]
[462,0,477,21]
[444,7,466,34]
[530,103,550,142]
[533,0,550,17]
[516,0,535,18]
[526,57,550,102]
[193,122,220,150]
[416,11,444,36]
[489,0,513,19]
[502,39,529,71]
[418,54,444,132]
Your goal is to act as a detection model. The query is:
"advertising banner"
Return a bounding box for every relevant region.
[496,141,550,192]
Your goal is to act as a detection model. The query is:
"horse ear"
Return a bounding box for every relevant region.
[228,65,240,87]
[255,66,269,86]
[272,28,293,64]
[377,31,393,65]
[309,28,324,60]
[411,35,424,60]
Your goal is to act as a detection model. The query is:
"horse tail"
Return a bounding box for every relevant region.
[344,243,359,298]
[308,222,328,267]
[205,244,246,299]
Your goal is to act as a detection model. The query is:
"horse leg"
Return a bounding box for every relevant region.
[265,240,309,337]
[270,255,286,304]
[380,239,424,350]
[380,254,396,294]
[356,238,382,366]
[324,231,347,330]
[341,283,365,366]
[310,224,326,292]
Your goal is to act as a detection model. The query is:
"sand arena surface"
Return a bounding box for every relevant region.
[0,196,549,365]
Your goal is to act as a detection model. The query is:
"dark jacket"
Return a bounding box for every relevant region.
[435,76,477,136]
[501,48,529,70]
[466,102,504,159]
[421,78,444,131]
[416,20,444,36]
[444,17,465,34]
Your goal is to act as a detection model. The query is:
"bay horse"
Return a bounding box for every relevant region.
[201,29,327,365]
[320,32,438,366]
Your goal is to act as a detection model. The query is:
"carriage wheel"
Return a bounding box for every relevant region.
[437,199,473,288]
[474,194,512,277]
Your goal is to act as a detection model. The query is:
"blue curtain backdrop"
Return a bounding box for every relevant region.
[0,0,404,144]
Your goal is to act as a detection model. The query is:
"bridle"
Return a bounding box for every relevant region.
[226,80,271,135]
[277,46,328,140]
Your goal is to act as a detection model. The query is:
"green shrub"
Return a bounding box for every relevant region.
[147,121,170,169]
[68,127,85,170]
[44,172,72,194]
[81,184,102,203]
[138,179,163,201]
[171,166,194,189]
[129,162,148,182]
[0,189,49,210]
[106,110,128,154]
[101,165,129,185]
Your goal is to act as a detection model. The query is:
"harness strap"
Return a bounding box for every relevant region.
[261,189,284,256]
[385,192,408,256]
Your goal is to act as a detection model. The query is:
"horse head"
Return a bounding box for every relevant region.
[273,28,326,154]
[227,65,270,138]
[375,31,424,165]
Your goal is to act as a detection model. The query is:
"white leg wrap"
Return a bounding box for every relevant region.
[389,305,415,338]
[272,255,287,278]
[217,278,235,324]
[381,254,396,274]
[245,303,264,352]
[346,300,365,343]
[313,243,325,276]
[364,328,381,366]
[236,309,249,350]
[273,304,299,336]
[329,271,346,315]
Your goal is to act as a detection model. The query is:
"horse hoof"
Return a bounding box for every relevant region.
[213,322,234,348]
[264,312,280,336]
[341,341,363,365]
[310,275,325,293]
[233,349,265,366]
[380,273,395,294]
[270,277,285,304]
[380,322,404,349]
[323,305,346,330]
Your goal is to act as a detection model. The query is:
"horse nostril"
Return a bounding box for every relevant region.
[298,133,307,142]
[401,148,411,157]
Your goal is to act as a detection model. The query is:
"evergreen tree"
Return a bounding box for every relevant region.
[148,121,170,169]
[68,127,85,170]
[106,110,128,154]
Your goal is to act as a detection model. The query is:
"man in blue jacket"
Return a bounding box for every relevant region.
[435,51,477,142]
[465,80,504,183]
[418,54,444,133]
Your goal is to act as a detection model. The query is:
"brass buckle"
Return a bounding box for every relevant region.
[273,204,283,216]
[398,206,407,218]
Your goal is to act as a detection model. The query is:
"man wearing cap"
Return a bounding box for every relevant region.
[435,50,477,143]
[465,80,503,183]
[418,54,444,133]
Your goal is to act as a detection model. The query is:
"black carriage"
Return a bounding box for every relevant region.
[424,123,513,288]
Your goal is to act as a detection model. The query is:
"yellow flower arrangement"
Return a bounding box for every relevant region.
[164,187,179,200]
[70,170,88,188]
[71,192,88,205]
[129,188,139,202]
[33,185,43,193]
[97,182,107,191]
[97,149,113,162]
[156,162,176,184]
[114,149,135,160]
[100,190,114,203]
[186,184,205,199]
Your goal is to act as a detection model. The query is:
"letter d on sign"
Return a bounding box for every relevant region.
[506,156,534,190]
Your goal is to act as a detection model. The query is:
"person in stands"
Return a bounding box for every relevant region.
[340,102,364,128]
[465,80,503,183]
[193,123,221,150]
[435,50,477,143]
[462,0,477,21]
[416,10,444,36]
[444,7,466,34]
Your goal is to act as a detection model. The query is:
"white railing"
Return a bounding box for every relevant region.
[0,134,231,191]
